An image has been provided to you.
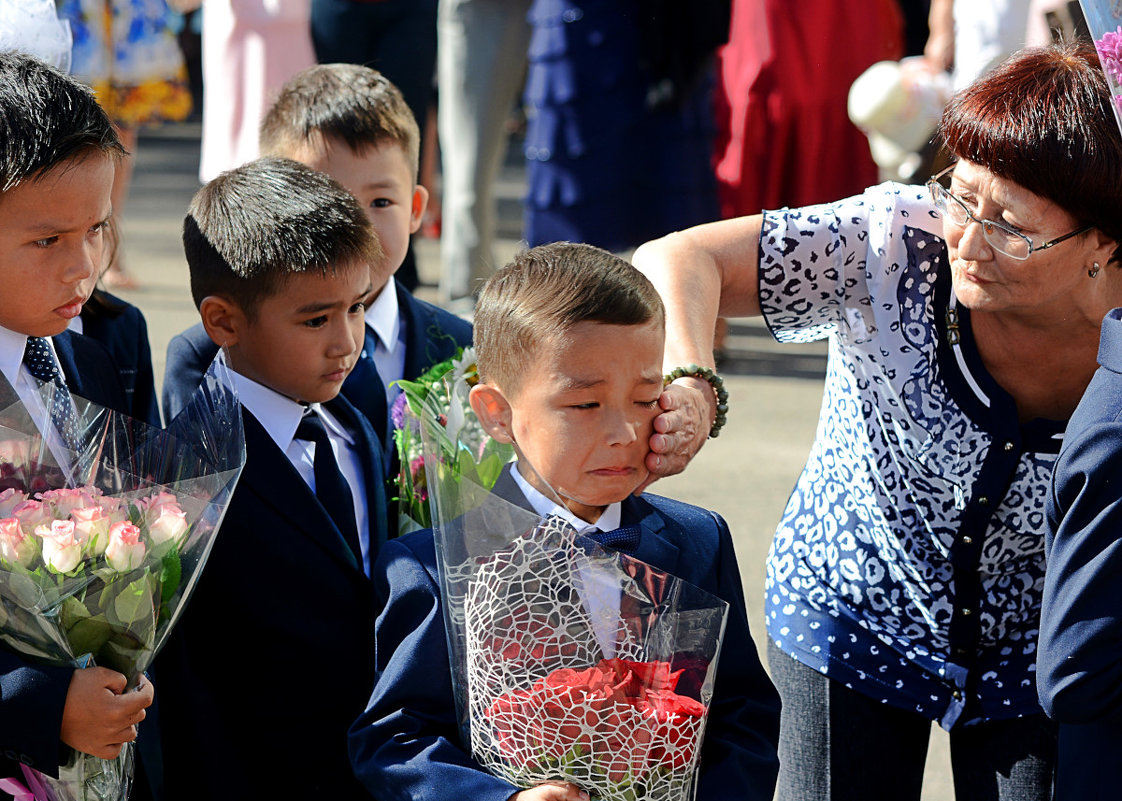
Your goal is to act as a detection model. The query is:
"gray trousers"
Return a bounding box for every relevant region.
[436,0,532,303]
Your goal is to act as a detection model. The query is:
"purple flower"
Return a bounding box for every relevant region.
[1097,27,1122,85]
[391,392,408,430]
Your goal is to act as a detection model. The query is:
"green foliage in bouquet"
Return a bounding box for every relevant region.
[391,347,514,533]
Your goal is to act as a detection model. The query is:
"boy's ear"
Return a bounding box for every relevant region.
[469,383,514,443]
[198,295,245,349]
[408,184,429,236]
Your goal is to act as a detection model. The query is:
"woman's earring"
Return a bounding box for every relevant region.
[1089,262,1102,278]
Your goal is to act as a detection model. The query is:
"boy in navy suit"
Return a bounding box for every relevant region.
[348,242,781,801]
[153,157,389,801]
[161,64,472,447]
[0,52,155,787]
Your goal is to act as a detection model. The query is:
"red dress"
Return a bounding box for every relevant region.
[714,0,904,218]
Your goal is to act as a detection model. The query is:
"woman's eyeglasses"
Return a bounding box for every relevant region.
[926,165,1090,260]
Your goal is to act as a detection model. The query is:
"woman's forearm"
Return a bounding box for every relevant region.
[632,215,764,370]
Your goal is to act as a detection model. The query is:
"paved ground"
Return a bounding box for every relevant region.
[115,123,956,799]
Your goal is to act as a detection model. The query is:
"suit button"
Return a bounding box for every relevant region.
[953,690,963,700]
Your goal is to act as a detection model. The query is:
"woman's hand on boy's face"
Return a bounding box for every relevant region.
[636,378,713,492]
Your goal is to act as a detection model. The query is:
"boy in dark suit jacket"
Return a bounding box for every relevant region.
[348,243,781,801]
[0,52,155,787]
[153,157,389,801]
[1040,306,1122,800]
[161,64,472,449]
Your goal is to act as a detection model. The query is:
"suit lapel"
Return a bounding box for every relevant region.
[397,285,429,383]
[341,326,389,446]
[622,494,681,577]
[240,411,363,575]
[54,330,121,408]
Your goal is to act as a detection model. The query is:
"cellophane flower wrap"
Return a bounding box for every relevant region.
[1083,0,1122,127]
[0,358,245,801]
[391,347,510,535]
[415,388,729,801]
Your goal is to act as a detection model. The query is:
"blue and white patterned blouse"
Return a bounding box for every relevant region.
[760,182,1063,729]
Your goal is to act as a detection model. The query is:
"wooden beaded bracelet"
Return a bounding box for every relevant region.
[663,364,729,438]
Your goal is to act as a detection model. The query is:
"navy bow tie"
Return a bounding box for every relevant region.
[586,524,641,556]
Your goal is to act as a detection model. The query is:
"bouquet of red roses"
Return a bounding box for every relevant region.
[0,359,245,801]
[415,391,727,801]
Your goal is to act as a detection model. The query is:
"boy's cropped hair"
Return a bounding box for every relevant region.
[474,241,666,392]
[259,63,421,178]
[0,51,124,192]
[183,156,383,317]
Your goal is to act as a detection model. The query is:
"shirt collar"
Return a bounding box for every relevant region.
[363,276,401,353]
[0,326,28,391]
[220,354,354,452]
[509,461,622,535]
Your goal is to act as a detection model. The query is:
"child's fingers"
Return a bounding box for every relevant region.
[535,781,589,801]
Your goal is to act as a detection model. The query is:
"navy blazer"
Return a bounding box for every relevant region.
[348,478,781,801]
[1040,307,1122,800]
[78,290,161,426]
[161,284,473,439]
[0,331,127,780]
[153,397,387,801]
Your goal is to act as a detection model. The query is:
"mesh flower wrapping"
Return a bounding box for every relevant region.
[0,360,245,801]
[417,391,728,801]
[1083,2,1122,121]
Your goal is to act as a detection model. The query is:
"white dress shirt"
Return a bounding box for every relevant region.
[0,326,78,471]
[510,461,623,655]
[224,360,372,575]
[364,276,407,402]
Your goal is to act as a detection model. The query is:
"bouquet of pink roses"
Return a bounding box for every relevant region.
[414,387,728,801]
[0,359,244,801]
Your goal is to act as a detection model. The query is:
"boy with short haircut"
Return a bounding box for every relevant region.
[153,157,389,801]
[0,51,155,784]
[162,64,472,452]
[348,242,781,801]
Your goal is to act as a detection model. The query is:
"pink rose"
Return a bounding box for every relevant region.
[35,519,82,573]
[71,506,111,555]
[142,492,180,520]
[0,517,34,567]
[12,500,49,535]
[147,503,188,546]
[95,496,128,524]
[38,487,100,518]
[104,521,145,572]
[0,488,27,518]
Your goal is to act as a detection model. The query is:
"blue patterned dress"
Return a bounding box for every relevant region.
[760,182,1061,729]
[521,0,719,252]
[58,0,190,126]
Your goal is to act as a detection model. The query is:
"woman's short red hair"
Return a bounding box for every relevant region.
[940,40,1122,261]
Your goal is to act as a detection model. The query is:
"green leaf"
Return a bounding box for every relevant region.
[159,549,182,606]
[110,574,155,627]
[66,614,113,658]
[4,570,44,609]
